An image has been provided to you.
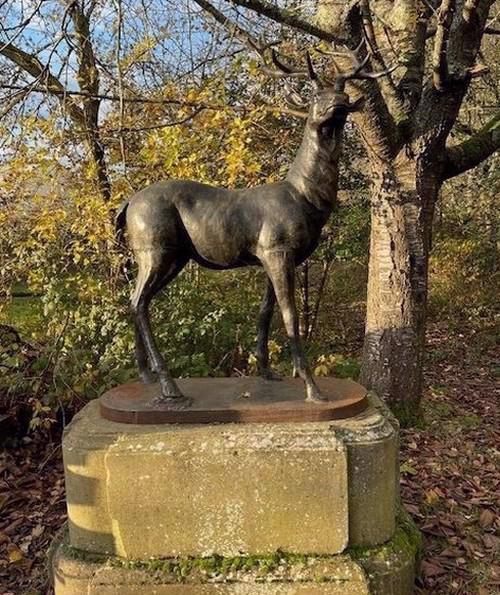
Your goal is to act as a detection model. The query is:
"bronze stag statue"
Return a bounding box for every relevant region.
[116,49,386,405]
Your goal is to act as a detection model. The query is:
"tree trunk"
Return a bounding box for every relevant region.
[360,159,440,422]
[87,127,111,202]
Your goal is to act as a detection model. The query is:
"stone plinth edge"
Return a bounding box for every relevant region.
[51,509,420,595]
[331,392,399,547]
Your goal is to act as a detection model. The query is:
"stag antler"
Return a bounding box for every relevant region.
[329,40,398,92]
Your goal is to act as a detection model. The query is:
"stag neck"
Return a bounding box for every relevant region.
[285,120,342,215]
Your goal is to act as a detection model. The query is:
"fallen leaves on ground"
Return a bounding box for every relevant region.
[0,436,65,595]
[404,323,499,595]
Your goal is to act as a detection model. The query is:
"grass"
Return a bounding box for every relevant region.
[0,295,45,338]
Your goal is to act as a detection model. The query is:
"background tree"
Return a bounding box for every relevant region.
[193,0,499,419]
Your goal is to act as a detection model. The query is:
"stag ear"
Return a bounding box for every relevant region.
[347,96,365,112]
[306,52,321,90]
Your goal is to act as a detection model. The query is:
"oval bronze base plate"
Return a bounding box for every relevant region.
[99,377,368,425]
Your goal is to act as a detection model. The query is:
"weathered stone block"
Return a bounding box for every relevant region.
[332,392,399,546]
[63,401,349,558]
[51,527,369,595]
[51,508,421,595]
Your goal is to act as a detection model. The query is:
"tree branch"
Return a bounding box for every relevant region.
[321,2,401,160]
[391,1,433,109]
[432,0,456,91]
[193,0,307,79]
[193,0,262,54]
[426,24,500,37]
[359,1,408,124]
[0,42,85,124]
[442,111,500,179]
[224,0,345,43]
[66,0,110,200]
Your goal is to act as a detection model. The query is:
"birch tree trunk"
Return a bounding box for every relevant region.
[360,160,439,419]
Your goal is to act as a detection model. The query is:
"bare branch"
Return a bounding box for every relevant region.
[224,0,345,43]
[193,0,315,85]
[0,83,307,120]
[104,107,206,133]
[0,83,232,108]
[442,111,500,179]
[432,0,457,91]
[192,0,261,52]
[0,43,85,124]
[0,87,29,119]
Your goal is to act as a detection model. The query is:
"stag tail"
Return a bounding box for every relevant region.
[114,200,132,281]
[115,199,129,245]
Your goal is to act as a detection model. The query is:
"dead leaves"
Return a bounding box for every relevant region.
[0,437,66,594]
[403,324,500,595]
[478,509,495,529]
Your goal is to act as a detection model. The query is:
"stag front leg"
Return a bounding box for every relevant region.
[262,251,326,403]
[256,277,282,380]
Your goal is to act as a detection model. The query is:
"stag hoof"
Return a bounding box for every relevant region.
[158,376,183,398]
[260,368,283,381]
[152,394,193,409]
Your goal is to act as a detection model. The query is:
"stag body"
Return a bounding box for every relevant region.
[117,83,362,404]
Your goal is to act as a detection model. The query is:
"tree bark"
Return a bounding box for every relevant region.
[360,157,440,420]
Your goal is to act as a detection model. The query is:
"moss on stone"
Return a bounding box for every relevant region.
[347,507,421,562]
[346,506,422,594]
[58,533,319,583]
[56,508,420,588]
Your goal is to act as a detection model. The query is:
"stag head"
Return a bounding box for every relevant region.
[303,53,365,135]
[268,42,395,136]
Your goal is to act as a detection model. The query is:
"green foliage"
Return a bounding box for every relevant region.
[429,156,499,325]
[429,236,499,321]
[0,83,286,421]
[314,353,360,379]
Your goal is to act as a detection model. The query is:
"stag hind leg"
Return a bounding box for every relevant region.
[256,277,282,380]
[131,248,188,401]
[261,251,326,403]
[135,327,155,384]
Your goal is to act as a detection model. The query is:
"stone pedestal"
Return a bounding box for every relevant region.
[51,390,421,594]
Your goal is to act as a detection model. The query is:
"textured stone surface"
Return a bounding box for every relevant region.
[331,392,399,546]
[51,508,421,595]
[63,392,399,559]
[63,401,349,558]
[351,508,422,595]
[52,529,369,595]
